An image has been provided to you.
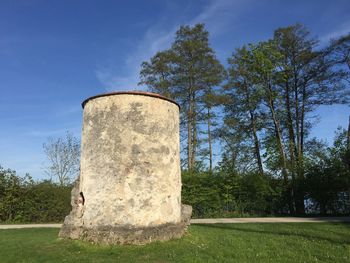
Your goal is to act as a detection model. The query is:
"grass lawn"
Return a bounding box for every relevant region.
[0,223,349,262]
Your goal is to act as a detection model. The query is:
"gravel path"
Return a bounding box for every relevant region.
[0,224,62,229]
[1,217,349,229]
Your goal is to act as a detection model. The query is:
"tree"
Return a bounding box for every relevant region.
[0,166,25,221]
[139,50,175,98]
[140,24,225,172]
[273,24,348,214]
[223,24,348,214]
[249,40,295,212]
[198,55,226,175]
[43,132,80,186]
[305,128,350,214]
[328,33,350,76]
[225,44,266,175]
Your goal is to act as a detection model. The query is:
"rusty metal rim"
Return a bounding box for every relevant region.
[81,91,180,109]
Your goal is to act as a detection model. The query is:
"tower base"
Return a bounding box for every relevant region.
[59,204,192,245]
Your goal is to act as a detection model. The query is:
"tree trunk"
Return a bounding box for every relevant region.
[346,116,350,206]
[190,92,197,170]
[244,83,264,176]
[295,84,307,215]
[187,93,193,172]
[347,116,350,151]
[207,106,213,175]
[267,83,295,214]
[294,74,301,160]
[285,81,298,161]
[319,203,326,216]
[285,81,301,214]
[249,110,264,175]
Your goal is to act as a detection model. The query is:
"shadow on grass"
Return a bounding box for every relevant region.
[195,223,350,246]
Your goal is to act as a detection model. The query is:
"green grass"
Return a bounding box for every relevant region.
[0,223,349,262]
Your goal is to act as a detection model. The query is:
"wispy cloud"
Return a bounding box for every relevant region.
[95,0,247,92]
[190,0,246,35]
[319,19,350,46]
[95,25,176,91]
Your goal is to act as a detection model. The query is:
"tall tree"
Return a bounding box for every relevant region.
[329,33,350,73]
[140,24,225,172]
[225,45,265,175]
[198,55,226,174]
[139,50,175,98]
[224,25,348,214]
[273,24,348,214]
[250,40,295,213]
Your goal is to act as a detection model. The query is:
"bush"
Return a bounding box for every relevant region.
[0,166,71,223]
[182,171,281,218]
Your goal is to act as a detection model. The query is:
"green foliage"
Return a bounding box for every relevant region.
[182,171,282,217]
[223,23,349,215]
[181,171,221,217]
[0,166,71,223]
[140,23,226,172]
[305,159,349,214]
[183,127,350,217]
[237,173,277,214]
[139,22,350,216]
[304,128,350,214]
[25,181,71,222]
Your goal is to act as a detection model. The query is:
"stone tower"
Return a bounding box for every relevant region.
[59,91,192,244]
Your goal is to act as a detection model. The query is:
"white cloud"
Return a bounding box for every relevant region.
[319,20,350,46]
[190,0,245,35]
[95,0,246,92]
[95,25,176,92]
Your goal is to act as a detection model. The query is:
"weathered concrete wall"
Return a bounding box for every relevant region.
[59,92,191,244]
[80,94,181,227]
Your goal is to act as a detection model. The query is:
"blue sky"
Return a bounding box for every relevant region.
[1,0,349,179]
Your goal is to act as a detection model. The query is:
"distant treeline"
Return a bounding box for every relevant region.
[183,128,350,217]
[1,125,349,224]
[140,23,350,215]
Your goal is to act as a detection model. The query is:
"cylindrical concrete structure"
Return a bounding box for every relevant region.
[81,91,181,226]
[59,91,191,245]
